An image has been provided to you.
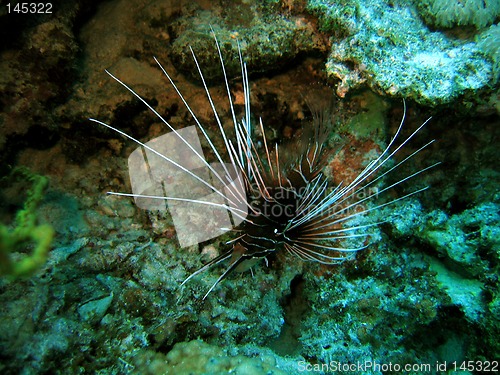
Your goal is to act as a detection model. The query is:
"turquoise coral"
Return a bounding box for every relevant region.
[133,340,287,374]
[0,167,54,278]
[476,24,500,82]
[416,0,500,29]
[307,0,495,105]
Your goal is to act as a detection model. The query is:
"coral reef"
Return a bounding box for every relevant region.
[133,340,287,374]
[0,0,498,374]
[425,202,499,279]
[389,198,500,357]
[307,0,497,106]
[300,253,444,368]
[476,24,500,82]
[168,2,323,81]
[416,0,500,29]
[0,1,80,168]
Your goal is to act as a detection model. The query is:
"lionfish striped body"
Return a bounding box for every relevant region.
[90,33,437,299]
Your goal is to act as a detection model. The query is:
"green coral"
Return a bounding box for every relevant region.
[416,0,500,29]
[476,24,500,82]
[133,340,287,374]
[306,0,359,37]
[0,167,54,278]
[167,2,320,81]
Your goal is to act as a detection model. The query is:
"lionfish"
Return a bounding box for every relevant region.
[90,32,437,299]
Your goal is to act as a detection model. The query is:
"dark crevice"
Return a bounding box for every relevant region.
[267,274,307,356]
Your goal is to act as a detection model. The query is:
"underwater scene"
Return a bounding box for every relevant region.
[0,0,499,374]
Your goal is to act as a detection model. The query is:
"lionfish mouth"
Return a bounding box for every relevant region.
[90,31,438,299]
